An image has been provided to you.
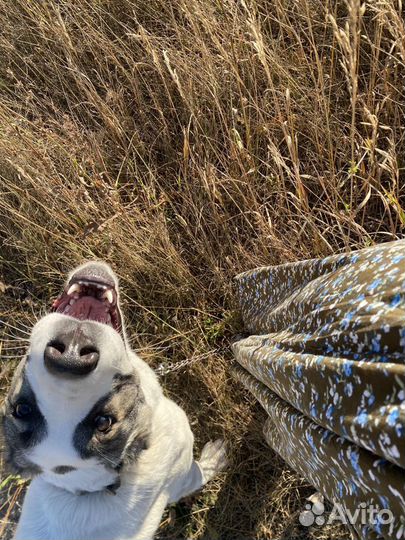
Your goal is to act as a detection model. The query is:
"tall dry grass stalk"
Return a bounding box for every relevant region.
[0,0,404,538]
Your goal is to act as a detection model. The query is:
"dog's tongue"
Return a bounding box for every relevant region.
[65,296,109,324]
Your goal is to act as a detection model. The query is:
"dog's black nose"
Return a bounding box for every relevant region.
[44,329,99,377]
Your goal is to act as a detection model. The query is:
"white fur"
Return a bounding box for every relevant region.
[12,265,227,540]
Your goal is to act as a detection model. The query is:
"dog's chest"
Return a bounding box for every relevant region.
[31,479,148,540]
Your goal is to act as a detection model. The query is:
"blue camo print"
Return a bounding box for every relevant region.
[232,240,405,540]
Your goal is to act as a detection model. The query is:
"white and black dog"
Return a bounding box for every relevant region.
[1,262,227,540]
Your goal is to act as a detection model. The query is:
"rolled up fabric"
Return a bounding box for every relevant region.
[232,240,405,540]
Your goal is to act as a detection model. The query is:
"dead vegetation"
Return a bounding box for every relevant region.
[0,0,403,538]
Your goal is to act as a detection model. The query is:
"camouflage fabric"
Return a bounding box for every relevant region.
[232,240,405,540]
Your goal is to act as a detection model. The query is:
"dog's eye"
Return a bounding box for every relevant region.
[13,403,32,419]
[94,415,114,433]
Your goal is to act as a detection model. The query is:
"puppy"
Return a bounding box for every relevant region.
[1,262,227,540]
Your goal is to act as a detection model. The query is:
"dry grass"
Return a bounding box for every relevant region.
[0,0,403,538]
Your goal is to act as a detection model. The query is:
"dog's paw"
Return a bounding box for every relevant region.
[198,438,228,483]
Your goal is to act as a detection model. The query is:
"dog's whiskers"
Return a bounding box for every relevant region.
[94,448,120,468]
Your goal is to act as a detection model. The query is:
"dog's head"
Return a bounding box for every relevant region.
[1,262,149,493]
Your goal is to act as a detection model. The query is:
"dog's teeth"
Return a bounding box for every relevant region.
[103,290,114,304]
[67,283,81,296]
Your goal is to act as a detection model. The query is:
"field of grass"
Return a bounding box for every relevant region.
[0,0,403,538]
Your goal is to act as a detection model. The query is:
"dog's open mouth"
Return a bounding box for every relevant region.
[51,275,122,333]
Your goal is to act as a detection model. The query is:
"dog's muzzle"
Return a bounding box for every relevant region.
[44,327,99,377]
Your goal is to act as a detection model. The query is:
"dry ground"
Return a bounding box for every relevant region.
[0,0,404,538]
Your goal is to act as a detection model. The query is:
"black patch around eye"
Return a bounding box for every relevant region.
[73,372,148,470]
[20,429,35,446]
[3,372,47,450]
[94,415,114,432]
[112,373,135,386]
[13,402,33,419]
[2,364,47,478]
[3,441,44,478]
